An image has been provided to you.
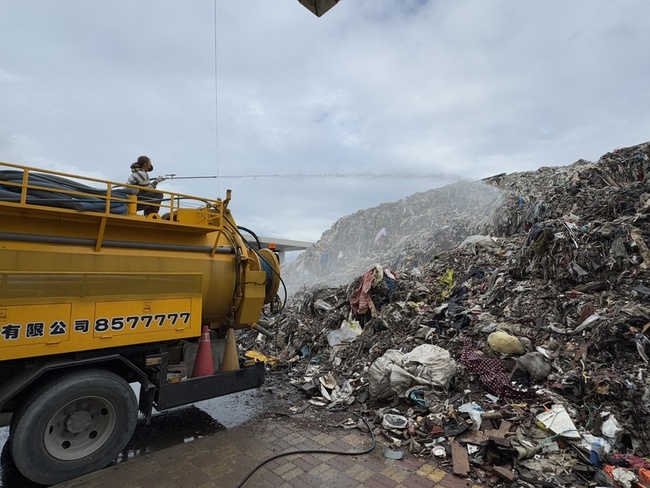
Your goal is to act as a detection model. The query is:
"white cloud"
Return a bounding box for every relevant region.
[1,0,649,244]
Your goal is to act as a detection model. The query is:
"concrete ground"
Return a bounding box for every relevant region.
[54,412,478,488]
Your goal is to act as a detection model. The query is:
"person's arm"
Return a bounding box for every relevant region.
[128,170,154,188]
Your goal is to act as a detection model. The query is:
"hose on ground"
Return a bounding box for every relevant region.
[235,410,376,488]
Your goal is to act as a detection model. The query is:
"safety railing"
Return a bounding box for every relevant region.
[0,161,228,229]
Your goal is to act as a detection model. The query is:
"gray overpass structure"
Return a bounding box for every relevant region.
[256,236,313,263]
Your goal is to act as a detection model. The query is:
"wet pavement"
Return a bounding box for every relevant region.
[2,383,477,488]
[0,405,224,488]
[0,388,268,488]
[53,409,476,488]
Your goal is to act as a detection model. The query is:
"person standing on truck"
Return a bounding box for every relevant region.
[127,155,165,216]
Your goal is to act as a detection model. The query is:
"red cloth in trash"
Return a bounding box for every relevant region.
[460,337,535,403]
[350,267,378,316]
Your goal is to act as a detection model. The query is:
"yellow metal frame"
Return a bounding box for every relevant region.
[0,161,231,245]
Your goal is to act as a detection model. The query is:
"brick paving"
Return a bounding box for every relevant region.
[54,414,478,488]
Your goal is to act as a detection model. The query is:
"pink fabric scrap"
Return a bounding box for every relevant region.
[460,337,534,403]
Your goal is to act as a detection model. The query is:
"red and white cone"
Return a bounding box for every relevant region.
[191,325,214,377]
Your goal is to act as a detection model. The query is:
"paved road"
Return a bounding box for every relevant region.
[2,384,478,487]
[54,410,476,488]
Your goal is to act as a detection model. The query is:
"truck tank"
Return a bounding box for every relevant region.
[0,161,281,360]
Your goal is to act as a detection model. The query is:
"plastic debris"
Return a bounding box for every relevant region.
[536,404,580,439]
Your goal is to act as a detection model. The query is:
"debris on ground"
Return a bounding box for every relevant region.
[241,141,650,487]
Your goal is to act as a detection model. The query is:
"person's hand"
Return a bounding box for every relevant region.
[155,175,166,184]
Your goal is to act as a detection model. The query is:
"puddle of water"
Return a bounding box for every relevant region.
[117,404,224,461]
[194,387,266,428]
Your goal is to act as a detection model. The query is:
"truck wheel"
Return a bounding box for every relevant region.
[9,369,138,485]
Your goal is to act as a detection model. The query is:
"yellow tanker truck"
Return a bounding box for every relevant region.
[0,161,282,485]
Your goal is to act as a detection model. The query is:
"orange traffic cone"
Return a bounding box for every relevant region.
[191,325,214,377]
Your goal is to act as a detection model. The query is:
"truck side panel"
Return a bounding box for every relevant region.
[0,272,203,360]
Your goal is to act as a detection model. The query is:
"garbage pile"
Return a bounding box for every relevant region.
[242,141,650,487]
[282,174,506,292]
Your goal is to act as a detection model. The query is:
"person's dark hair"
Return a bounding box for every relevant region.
[131,155,153,171]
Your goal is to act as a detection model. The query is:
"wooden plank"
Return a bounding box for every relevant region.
[492,466,517,483]
[485,420,514,440]
[498,420,513,435]
[451,441,470,476]
[488,435,512,448]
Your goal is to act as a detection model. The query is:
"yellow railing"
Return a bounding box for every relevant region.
[0,161,228,229]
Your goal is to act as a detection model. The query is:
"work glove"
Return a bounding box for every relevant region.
[155,175,166,184]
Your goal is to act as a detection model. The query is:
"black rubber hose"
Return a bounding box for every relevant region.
[237,226,262,250]
[235,411,376,488]
[225,216,288,313]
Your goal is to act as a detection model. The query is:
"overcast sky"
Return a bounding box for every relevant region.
[1,0,649,243]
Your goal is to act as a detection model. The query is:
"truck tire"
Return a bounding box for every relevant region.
[9,369,138,485]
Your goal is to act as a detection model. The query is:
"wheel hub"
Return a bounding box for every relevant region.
[65,410,92,434]
[44,396,117,461]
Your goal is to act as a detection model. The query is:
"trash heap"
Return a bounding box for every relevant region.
[243,141,650,487]
[282,173,506,292]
